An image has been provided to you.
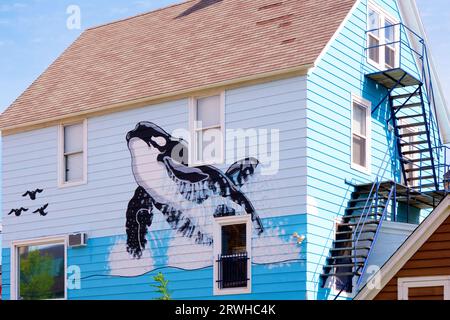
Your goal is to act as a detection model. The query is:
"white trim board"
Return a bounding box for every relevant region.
[10,235,68,301]
[398,276,450,300]
[355,196,450,300]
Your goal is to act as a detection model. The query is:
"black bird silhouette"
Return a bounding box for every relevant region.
[22,188,44,200]
[8,207,29,216]
[33,204,49,216]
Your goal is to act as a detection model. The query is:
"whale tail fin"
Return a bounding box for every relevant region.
[126,187,154,259]
[225,157,259,188]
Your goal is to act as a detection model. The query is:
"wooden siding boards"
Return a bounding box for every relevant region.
[374,215,450,300]
[304,0,437,299]
[1,76,308,300]
[0,0,439,301]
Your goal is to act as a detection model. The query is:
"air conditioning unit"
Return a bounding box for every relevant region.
[68,233,88,248]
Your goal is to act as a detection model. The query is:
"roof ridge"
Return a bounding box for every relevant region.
[86,0,195,31]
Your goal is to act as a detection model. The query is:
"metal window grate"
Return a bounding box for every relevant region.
[216,252,249,289]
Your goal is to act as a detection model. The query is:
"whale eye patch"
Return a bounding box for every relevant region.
[151,136,166,147]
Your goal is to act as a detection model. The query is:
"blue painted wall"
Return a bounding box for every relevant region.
[1,76,308,300]
[304,0,440,299]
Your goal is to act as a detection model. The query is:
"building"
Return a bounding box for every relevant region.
[0,0,449,300]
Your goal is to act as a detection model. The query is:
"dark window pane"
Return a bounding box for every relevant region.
[221,224,246,255]
[368,35,380,63]
[18,243,65,300]
[385,46,395,68]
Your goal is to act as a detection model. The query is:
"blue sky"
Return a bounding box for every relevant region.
[0,0,449,111]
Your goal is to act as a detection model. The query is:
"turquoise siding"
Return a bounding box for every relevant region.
[305,0,439,299]
[1,215,307,300]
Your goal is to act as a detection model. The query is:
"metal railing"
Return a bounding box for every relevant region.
[216,252,249,289]
[351,145,394,274]
[356,182,395,288]
[366,22,447,192]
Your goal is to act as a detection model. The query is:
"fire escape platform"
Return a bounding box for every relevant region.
[356,181,447,209]
[366,68,422,89]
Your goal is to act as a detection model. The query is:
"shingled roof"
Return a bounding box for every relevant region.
[0,0,356,130]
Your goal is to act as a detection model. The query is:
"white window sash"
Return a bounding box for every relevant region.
[367,3,399,70]
[58,119,88,188]
[351,95,372,174]
[189,93,225,166]
[10,236,68,301]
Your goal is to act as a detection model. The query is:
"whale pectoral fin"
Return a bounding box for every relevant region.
[126,186,154,259]
[225,157,259,187]
[163,157,209,183]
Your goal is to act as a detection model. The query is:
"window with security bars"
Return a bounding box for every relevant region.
[216,224,249,289]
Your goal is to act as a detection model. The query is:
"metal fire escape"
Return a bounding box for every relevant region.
[321,23,450,296]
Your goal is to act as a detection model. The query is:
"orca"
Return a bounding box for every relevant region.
[125,121,263,258]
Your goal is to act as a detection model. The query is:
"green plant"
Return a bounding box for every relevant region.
[19,251,55,300]
[151,272,171,300]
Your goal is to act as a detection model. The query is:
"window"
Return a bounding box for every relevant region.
[398,276,450,300]
[351,95,371,173]
[190,93,224,165]
[213,215,251,295]
[367,3,399,69]
[12,238,66,300]
[59,120,87,187]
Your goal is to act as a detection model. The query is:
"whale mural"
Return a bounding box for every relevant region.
[125,121,264,258]
[107,121,303,277]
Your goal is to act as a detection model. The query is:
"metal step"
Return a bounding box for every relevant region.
[392,92,420,100]
[401,157,431,164]
[342,212,383,220]
[396,114,424,121]
[325,262,365,268]
[411,183,436,189]
[400,140,428,147]
[327,254,367,260]
[398,131,427,138]
[333,238,374,244]
[394,102,422,109]
[335,229,376,236]
[321,272,361,277]
[402,148,431,155]
[407,175,434,181]
[330,246,371,252]
[405,165,434,173]
[346,204,386,211]
[398,122,426,129]
[338,220,379,227]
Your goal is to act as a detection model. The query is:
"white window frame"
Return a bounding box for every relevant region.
[10,235,68,301]
[213,215,252,296]
[367,2,400,70]
[398,276,450,300]
[189,92,225,166]
[58,119,88,188]
[351,94,372,175]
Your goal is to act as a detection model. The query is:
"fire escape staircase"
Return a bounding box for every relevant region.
[320,23,449,296]
[368,68,441,193]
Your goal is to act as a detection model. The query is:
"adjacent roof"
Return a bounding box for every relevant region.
[0,0,357,130]
[355,195,450,300]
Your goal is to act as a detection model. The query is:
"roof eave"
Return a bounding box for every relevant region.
[0,63,313,135]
